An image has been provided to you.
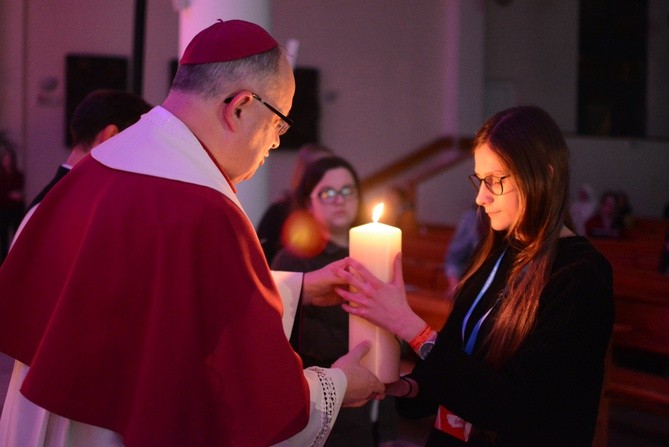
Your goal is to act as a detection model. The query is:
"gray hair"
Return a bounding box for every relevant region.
[171,47,283,98]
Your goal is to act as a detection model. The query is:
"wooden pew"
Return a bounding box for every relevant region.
[595,266,669,446]
[594,259,667,447]
[588,219,669,419]
[612,267,669,305]
[590,217,667,272]
[402,219,669,445]
[592,237,664,271]
[576,220,668,445]
[607,291,669,417]
[402,225,453,293]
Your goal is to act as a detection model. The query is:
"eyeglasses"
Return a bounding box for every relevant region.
[469,174,511,196]
[223,92,294,136]
[312,185,358,204]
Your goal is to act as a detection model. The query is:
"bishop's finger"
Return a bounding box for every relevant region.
[345,257,385,288]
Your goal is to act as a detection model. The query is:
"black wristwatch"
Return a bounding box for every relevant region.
[418,339,436,360]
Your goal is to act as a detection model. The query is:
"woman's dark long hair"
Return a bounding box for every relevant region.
[459,105,575,368]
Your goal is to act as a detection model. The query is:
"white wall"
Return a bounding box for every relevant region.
[269,1,487,224]
[0,2,25,162]
[0,0,178,203]
[144,1,180,106]
[271,1,463,177]
[0,1,667,226]
[483,0,669,219]
[484,0,579,130]
[269,0,669,223]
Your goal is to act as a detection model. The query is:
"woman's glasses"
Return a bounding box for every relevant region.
[313,185,358,204]
[469,174,511,196]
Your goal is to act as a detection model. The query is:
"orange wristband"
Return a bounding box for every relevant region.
[409,324,436,353]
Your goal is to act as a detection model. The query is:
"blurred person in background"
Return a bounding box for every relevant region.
[257,143,333,263]
[569,183,596,236]
[273,155,398,447]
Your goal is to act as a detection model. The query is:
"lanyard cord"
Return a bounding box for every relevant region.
[461,249,507,355]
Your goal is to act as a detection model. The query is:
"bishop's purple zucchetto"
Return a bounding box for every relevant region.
[180,19,279,65]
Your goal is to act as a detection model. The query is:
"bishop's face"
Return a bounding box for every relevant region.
[234,57,295,184]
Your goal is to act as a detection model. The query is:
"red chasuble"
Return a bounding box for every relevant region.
[0,157,310,446]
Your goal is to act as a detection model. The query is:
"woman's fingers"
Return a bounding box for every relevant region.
[391,253,405,287]
[343,257,385,288]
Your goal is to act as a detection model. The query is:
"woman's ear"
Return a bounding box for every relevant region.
[222,91,253,132]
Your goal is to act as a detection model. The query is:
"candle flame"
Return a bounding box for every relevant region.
[372,203,384,223]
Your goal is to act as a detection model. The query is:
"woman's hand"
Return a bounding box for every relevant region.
[385,376,418,398]
[336,253,427,342]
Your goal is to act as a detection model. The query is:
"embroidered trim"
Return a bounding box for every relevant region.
[308,366,337,446]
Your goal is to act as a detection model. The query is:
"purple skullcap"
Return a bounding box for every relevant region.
[180,19,279,65]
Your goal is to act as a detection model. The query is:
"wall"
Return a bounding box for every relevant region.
[144,1,181,106]
[270,1,462,176]
[270,0,669,224]
[483,0,669,220]
[0,1,667,226]
[0,2,25,159]
[269,1,486,224]
[484,0,579,130]
[0,0,178,203]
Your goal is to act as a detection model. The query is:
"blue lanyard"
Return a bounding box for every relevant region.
[461,250,506,355]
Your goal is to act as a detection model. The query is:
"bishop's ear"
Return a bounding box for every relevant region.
[222,91,253,130]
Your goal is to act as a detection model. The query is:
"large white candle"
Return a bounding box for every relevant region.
[348,203,401,383]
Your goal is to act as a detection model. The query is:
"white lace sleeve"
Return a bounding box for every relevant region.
[270,271,347,446]
[271,367,346,447]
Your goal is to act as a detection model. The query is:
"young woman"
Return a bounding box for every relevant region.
[339,106,614,446]
[272,155,363,280]
[256,143,333,264]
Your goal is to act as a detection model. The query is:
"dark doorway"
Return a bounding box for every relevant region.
[578,0,648,137]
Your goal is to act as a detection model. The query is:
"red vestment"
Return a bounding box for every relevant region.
[0,155,310,446]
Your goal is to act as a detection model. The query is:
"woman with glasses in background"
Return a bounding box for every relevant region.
[339,106,614,446]
[272,155,398,446]
[272,155,363,274]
